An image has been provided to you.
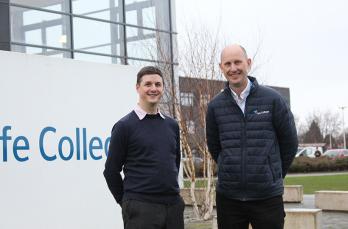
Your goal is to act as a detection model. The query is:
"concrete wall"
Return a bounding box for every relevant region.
[284,209,322,229]
[283,185,303,203]
[315,191,348,211]
[181,185,303,206]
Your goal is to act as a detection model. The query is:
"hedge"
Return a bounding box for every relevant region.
[288,156,348,173]
[186,156,348,177]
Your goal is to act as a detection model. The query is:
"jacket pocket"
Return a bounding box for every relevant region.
[267,155,276,183]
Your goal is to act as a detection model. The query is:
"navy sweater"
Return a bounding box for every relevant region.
[104,111,181,205]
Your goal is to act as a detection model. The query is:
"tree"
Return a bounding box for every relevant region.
[302,120,323,143]
[177,25,222,220]
[300,110,342,148]
[306,110,341,139]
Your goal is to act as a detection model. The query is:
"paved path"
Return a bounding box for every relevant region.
[185,195,348,229]
[285,195,348,229]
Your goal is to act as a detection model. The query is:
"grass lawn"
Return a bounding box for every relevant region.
[184,179,211,188]
[184,174,348,194]
[185,221,212,229]
[284,174,348,194]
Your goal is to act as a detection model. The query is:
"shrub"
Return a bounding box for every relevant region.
[288,156,348,173]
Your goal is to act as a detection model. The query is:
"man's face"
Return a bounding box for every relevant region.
[136,74,164,106]
[219,46,251,88]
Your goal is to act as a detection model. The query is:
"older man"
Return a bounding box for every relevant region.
[206,44,298,229]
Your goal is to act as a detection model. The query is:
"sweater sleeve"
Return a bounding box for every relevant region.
[206,103,221,162]
[103,121,127,205]
[273,96,298,178]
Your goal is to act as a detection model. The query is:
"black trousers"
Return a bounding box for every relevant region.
[121,199,185,229]
[216,192,285,229]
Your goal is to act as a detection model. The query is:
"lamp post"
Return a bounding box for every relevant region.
[339,106,347,149]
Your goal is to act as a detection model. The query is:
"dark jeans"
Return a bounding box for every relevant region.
[122,199,185,229]
[216,192,285,229]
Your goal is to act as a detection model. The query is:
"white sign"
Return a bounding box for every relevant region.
[0,51,138,229]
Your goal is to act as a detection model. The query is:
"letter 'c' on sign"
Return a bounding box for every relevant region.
[39,127,57,161]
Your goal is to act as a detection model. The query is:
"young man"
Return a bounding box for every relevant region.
[206,44,298,229]
[104,66,184,229]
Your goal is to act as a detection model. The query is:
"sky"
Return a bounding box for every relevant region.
[175,0,348,128]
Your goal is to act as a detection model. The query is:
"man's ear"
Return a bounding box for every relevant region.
[247,58,252,70]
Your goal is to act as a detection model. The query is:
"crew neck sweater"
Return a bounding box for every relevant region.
[104,111,181,205]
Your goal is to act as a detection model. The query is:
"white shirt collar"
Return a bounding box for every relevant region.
[229,79,252,115]
[134,104,165,120]
[230,78,252,100]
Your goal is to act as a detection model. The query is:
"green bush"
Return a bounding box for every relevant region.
[288,156,348,173]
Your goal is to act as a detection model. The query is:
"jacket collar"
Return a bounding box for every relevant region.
[224,76,258,97]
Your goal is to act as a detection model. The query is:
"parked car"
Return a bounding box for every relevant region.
[323,149,348,159]
[296,146,323,158]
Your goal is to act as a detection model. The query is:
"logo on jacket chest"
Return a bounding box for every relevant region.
[252,109,270,115]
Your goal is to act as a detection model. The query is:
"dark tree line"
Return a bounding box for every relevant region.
[297,111,346,149]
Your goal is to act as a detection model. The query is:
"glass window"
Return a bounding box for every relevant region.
[72,0,122,22]
[46,25,65,47]
[200,94,210,106]
[125,0,169,31]
[11,45,71,58]
[180,92,194,106]
[126,9,137,26]
[127,59,154,68]
[125,0,149,3]
[142,6,156,28]
[24,29,42,45]
[171,34,178,64]
[73,17,124,56]
[11,6,71,49]
[126,28,170,62]
[186,120,195,134]
[22,9,61,26]
[126,34,156,61]
[74,53,120,64]
[11,0,70,13]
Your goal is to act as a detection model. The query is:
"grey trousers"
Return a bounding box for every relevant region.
[122,199,185,229]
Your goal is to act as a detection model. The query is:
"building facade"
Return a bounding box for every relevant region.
[0,0,178,115]
[0,0,177,68]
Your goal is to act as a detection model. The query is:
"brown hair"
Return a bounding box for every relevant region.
[136,66,163,84]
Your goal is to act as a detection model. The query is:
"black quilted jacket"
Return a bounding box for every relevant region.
[206,76,298,201]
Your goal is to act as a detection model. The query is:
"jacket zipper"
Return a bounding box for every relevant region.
[241,117,247,200]
[241,87,254,200]
[241,97,249,201]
